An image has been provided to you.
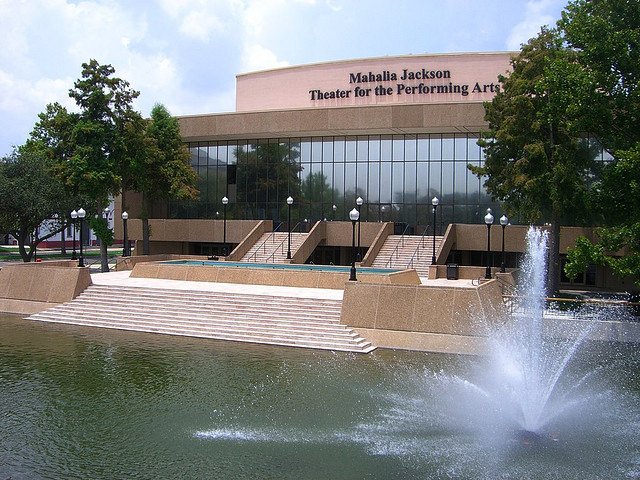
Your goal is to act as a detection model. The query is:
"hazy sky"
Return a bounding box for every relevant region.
[0,0,568,156]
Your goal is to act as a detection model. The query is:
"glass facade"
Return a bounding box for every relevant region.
[170,134,503,230]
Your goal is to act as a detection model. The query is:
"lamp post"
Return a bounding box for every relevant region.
[222,196,229,256]
[286,196,293,259]
[70,210,78,260]
[431,196,439,264]
[122,211,129,257]
[484,208,494,279]
[102,207,111,246]
[356,196,363,261]
[500,214,508,273]
[77,207,86,267]
[332,204,337,221]
[349,208,360,281]
[33,226,38,262]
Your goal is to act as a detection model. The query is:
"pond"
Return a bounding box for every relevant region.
[1,315,638,480]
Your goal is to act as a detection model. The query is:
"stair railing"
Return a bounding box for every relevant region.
[384,224,411,268]
[246,222,301,263]
[260,236,289,263]
[406,225,430,270]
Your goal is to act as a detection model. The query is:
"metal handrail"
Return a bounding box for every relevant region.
[384,224,411,268]
[259,237,288,263]
[246,222,301,263]
[504,294,640,320]
[407,225,431,269]
[494,275,515,296]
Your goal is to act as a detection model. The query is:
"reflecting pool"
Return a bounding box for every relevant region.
[1,315,638,479]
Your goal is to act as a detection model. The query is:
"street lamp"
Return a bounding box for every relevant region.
[77,207,86,267]
[356,196,363,261]
[286,196,293,259]
[332,204,337,221]
[431,196,439,264]
[484,208,494,279]
[102,208,110,249]
[349,208,360,281]
[122,211,129,257]
[500,214,508,273]
[70,210,78,260]
[222,196,229,256]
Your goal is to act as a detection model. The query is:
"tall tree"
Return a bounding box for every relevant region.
[559,0,640,284]
[470,28,600,294]
[0,148,82,261]
[132,104,198,254]
[29,60,149,269]
[558,0,640,151]
[61,60,141,201]
[565,145,640,284]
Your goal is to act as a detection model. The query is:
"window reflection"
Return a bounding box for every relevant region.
[172,133,563,228]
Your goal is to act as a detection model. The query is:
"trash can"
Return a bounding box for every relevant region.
[446,263,459,280]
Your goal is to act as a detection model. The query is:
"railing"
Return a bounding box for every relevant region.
[245,222,301,263]
[503,295,640,322]
[259,237,288,263]
[406,225,431,270]
[384,224,411,268]
[495,274,515,296]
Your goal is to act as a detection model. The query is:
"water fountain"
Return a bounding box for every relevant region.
[0,226,637,479]
[460,227,597,438]
[358,226,640,477]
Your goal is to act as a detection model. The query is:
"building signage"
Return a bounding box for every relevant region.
[235,53,511,112]
[308,66,499,102]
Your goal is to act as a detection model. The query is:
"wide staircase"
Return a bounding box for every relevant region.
[241,232,307,263]
[27,284,375,353]
[371,235,443,277]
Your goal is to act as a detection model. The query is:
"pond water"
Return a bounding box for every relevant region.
[161,260,400,275]
[1,315,639,480]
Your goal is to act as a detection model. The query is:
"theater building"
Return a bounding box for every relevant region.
[173,52,512,227]
[118,52,629,291]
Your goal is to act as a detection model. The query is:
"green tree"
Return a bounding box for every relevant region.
[29,60,143,270]
[566,146,640,284]
[0,148,82,262]
[558,0,640,151]
[28,63,196,264]
[470,28,600,294]
[559,0,640,284]
[130,104,198,254]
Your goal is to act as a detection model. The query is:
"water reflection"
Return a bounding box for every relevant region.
[0,315,638,480]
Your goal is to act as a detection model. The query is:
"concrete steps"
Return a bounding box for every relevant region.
[27,285,376,353]
[241,232,306,263]
[371,235,443,277]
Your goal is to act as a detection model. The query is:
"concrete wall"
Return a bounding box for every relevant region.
[291,221,325,263]
[0,263,92,314]
[178,102,489,142]
[361,223,394,266]
[130,262,420,290]
[115,254,208,271]
[447,224,618,255]
[341,280,504,335]
[115,218,263,245]
[227,220,273,261]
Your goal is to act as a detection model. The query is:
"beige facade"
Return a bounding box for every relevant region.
[236,52,512,111]
[113,52,631,292]
[180,52,513,142]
